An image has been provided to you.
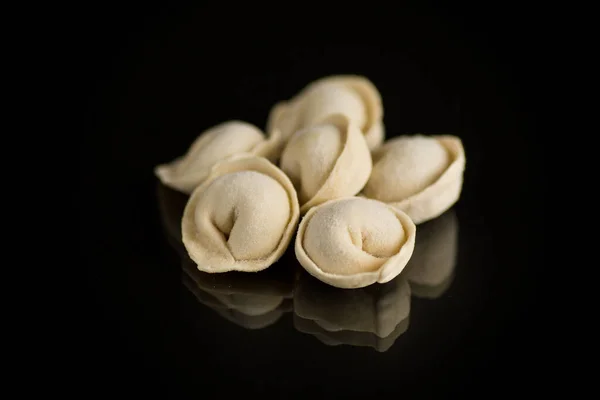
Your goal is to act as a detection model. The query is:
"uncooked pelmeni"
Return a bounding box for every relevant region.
[295,197,416,289]
[280,114,372,214]
[267,75,384,156]
[155,121,280,194]
[362,135,465,224]
[182,155,300,273]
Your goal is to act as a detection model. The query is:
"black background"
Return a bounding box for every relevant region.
[82,3,544,397]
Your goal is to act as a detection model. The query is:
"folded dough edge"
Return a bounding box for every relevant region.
[265,75,385,154]
[388,135,465,224]
[182,154,300,273]
[295,197,416,289]
[299,114,373,214]
[154,122,281,194]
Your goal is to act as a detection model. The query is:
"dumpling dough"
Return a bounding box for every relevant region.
[295,197,416,289]
[267,75,384,157]
[155,121,280,194]
[280,114,372,214]
[362,135,465,224]
[182,155,300,273]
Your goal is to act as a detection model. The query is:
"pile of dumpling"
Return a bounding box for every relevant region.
[155,75,466,289]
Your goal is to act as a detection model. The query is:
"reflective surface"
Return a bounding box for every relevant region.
[84,8,542,394]
[149,180,523,396]
[293,270,411,352]
[161,180,462,352]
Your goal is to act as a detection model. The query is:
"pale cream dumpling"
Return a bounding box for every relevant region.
[154,121,280,194]
[295,197,416,289]
[362,135,466,225]
[182,155,299,273]
[366,136,450,201]
[282,124,343,204]
[299,83,368,131]
[267,75,385,156]
[193,172,289,261]
[280,114,372,214]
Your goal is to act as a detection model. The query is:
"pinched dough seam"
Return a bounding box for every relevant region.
[183,156,300,272]
[295,200,416,288]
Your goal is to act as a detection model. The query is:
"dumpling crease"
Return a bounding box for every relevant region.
[182,155,300,273]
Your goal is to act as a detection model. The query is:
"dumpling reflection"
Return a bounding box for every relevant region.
[292,208,459,351]
[156,178,460,340]
[293,270,411,352]
[405,209,459,299]
[158,179,295,329]
[181,257,295,329]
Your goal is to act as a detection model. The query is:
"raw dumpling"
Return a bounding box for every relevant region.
[181,257,294,329]
[293,269,410,352]
[362,135,465,224]
[267,75,384,157]
[295,197,416,289]
[182,155,300,273]
[405,209,458,299]
[155,121,280,194]
[280,114,372,214]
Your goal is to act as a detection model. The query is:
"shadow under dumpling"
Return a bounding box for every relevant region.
[181,256,295,329]
[293,269,411,352]
[404,208,459,299]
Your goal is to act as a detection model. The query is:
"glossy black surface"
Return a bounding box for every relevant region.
[83,5,543,397]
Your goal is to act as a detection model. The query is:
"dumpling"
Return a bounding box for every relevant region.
[182,155,300,273]
[295,197,416,289]
[267,75,384,156]
[280,114,372,214]
[293,269,411,352]
[362,135,465,224]
[405,209,458,299]
[155,120,280,194]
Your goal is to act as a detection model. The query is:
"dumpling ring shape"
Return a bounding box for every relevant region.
[155,120,280,194]
[267,75,384,156]
[182,155,300,273]
[280,113,372,214]
[295,197,416,289]
[363,135,465,224]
